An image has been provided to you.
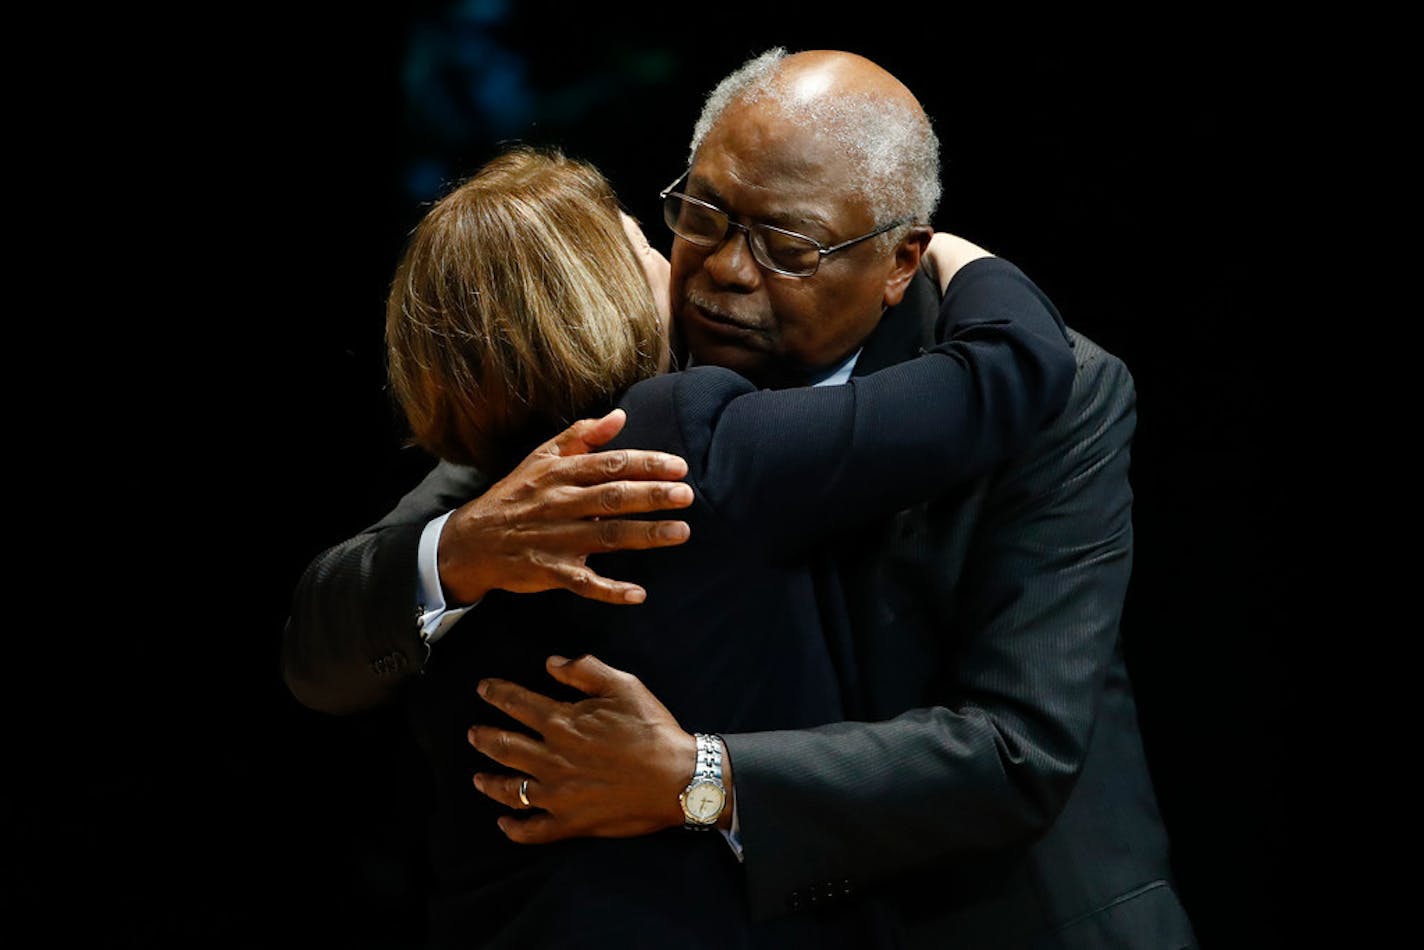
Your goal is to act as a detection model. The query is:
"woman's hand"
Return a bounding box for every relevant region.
[919,231,995,295]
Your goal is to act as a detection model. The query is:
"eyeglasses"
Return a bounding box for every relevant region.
[659,170,911,278]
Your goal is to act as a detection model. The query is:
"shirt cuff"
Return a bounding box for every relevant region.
[720,801,744,862]
[416,511,477,644]
[717,733,743,862]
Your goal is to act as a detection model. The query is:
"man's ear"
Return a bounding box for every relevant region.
[883,226,932,309]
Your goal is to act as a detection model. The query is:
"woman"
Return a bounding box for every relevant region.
[386,147,1074,948]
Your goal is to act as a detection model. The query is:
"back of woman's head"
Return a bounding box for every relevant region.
[387,147,662,472]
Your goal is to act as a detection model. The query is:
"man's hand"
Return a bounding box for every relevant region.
[438,409,693,606]
[468,655,734,843]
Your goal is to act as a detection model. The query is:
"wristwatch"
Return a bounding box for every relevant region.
[679,733,727,829]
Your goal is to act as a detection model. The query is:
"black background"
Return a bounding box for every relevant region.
[21,5,1287,946]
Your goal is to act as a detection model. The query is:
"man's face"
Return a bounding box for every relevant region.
[669,102,907,387]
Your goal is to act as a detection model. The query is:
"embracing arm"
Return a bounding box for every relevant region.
[281,414,694,715]
[690,256,1075,553]
[725,344,1137,916]
[464,359,1133,859]
[463,258,1081,845]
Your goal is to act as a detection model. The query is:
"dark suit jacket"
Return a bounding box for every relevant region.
[284,260,1080,947]
[719,276,1199,947]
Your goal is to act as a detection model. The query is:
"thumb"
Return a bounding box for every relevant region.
[546,654,624,697]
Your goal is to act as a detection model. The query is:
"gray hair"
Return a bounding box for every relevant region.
[688,48,942,245]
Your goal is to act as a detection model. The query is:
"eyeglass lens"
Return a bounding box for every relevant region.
[662,194,821,276]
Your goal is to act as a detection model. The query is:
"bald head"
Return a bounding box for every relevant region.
[772,50,922,112]
[688,48,941,233]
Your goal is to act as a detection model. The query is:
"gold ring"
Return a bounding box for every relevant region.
[518,778,532,808]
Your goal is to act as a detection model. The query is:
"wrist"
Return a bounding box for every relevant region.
[716,738,735,832]
[924,233,995,295]
[666,730,698,828]
[437,512,492,605]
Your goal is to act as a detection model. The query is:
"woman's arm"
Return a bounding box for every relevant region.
[920,231,995,295]
[685,256,1075,556]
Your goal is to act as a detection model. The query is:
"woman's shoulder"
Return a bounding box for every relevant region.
[621,366,757,417]
[614,367,759,464]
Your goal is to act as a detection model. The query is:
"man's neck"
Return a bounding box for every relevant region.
[846,272,941,379]
[683,347,862,389]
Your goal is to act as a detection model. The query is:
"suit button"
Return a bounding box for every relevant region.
[787,890,801,911]
[842,878,852,897]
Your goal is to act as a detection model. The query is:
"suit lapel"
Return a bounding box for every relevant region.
[850,271,942,378]
[841,271,993,717]
[813,272,946,717]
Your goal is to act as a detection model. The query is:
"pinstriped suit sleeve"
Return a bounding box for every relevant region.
[282,460,490,714]
[723,344,1137,919]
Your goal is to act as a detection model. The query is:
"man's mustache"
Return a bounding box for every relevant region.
[683,290,766,330]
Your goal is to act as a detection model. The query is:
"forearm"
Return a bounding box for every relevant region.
[728,347,1137,916]
[697,260,1076,550]
[725,536,1131,908]
[724,705,1081,909]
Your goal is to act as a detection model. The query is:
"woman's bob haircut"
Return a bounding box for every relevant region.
[386,147,663,472]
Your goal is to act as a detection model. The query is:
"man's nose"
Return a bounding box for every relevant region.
[702,226,761,291]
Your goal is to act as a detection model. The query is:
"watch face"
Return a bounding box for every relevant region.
[682,780,725,822]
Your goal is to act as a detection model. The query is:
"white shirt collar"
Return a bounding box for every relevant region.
[809,348,862,387]
[683,347,862,387]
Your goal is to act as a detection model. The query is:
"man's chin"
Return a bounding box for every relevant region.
[684,335,774,385]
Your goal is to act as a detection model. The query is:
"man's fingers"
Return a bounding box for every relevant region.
[472,772,541,811]
[538,481,694,520]
[513,518,691,563]
[545,654,629,699]
[553,450,689,487]
[588,518,691,552]
[490,521,691,602]
[476,678,565,734]
[545,410,627,459]
[566,518,692,554]
[588,480,694,516]
[543,561,649,606]
[467,725,548,773]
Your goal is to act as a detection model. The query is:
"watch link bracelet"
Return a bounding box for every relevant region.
[679,733,727,829]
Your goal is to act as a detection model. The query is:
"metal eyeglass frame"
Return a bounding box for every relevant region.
[659,170,911,278]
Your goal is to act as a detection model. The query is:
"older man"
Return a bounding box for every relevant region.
[286,49,1196,947]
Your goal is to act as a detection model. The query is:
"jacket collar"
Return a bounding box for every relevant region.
[850,272,942,378]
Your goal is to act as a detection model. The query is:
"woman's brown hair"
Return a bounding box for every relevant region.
[386,147,663,472]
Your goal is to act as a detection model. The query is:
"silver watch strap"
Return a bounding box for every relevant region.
[693,732,723,783]
[683,733,726,830]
